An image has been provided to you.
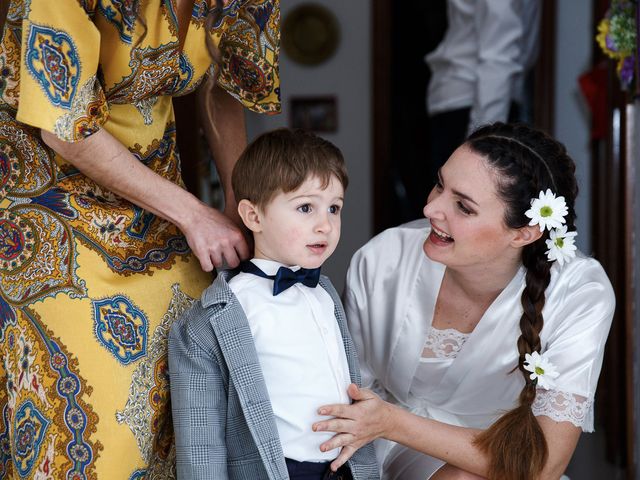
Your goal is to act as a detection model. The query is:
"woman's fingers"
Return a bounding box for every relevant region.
[185,204,251,271]
[314,417,353,434]
[317,403,352,419]
[329,444,358,472]
[319,432,357,452]
[220,246,240,269]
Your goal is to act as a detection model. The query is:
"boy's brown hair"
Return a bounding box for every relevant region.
[232,128,348,209]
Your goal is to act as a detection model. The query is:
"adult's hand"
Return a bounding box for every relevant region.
[181,200,250,271]
[41,128,250,271]
[312,384,395,472]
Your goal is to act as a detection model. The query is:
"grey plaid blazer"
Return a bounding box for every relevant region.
[168,269,380,480]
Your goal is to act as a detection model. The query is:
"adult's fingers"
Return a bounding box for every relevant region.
[313,416,355,434]
[222,247,240,269]
[234,236,251,261]
[210,251,223,270]
[319,432,356,453]
[317,403,353,419]
[194,246,214,272]
[329,445,358,472]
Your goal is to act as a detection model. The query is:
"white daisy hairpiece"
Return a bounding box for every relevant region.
[524,189,568,232]
[545,226,577,266]
[524,189,578,266]
[523,351,559,390]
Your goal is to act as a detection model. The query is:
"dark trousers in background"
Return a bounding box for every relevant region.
[426,103,521,190]
[285,458,353,480]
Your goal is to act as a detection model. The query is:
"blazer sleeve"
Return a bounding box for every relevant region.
[169,305,229,480]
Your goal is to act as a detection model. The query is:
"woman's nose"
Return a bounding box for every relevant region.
[423,192,443,220]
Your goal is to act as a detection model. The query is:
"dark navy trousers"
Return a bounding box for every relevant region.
[285,458,353,480]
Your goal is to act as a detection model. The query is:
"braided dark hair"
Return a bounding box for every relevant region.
[468,123,577,480]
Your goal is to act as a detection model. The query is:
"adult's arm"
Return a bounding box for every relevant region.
[197,82,248,230]
[467,0,526,134]
[313,385,580,479]
[41,127,249,270]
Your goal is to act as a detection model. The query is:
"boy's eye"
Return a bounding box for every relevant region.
[298,204,311,213]
[329,205,341,214]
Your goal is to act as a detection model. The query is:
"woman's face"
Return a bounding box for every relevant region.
[422,145,522,269]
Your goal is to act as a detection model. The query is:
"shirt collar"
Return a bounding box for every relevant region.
[249,258,301,276]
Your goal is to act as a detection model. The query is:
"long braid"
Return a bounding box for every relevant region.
[468,123,577,480]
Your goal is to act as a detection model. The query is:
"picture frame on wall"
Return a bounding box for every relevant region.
[290,96,338,132]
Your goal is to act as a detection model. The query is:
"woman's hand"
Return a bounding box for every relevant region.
[181,200,249,271]
[312,384,395,471]
[41,128,250,271]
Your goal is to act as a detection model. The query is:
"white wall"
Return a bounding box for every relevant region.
[554,2,593,254]
[246,0,372,291]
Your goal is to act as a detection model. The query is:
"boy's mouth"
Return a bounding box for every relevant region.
[307,242,328,253]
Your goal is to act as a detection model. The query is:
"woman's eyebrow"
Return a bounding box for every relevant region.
[438,169,479,206]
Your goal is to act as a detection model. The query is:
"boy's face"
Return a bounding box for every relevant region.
[252,175,344,269]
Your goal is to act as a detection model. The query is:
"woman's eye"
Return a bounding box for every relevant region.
[298,204,311,213]
[329,205,341,214]
[457,201,472,215]
[435,180,443,191]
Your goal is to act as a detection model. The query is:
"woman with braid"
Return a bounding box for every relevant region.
[311,123,614,480]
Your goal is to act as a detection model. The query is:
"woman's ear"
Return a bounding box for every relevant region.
[511,225,543,248]
[237,199,262,233]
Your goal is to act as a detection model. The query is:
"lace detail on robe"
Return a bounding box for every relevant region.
[532,389,594,431]
[421,326,470,359]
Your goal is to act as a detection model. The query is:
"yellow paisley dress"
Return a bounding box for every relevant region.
[0,0,279,477]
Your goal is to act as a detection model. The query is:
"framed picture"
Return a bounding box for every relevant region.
[289,96,338,132]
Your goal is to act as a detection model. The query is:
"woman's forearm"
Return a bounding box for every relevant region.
[41,127,249,270]
[198,83,247,208]
[317,385,579,479]
[385,404,489,476]
[42,127,204,230]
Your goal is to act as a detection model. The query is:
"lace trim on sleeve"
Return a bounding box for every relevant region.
[532,389,594,432]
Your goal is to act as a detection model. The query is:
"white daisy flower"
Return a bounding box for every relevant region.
[523,351,559,390]
[524,189,568,232]
[545,226,578,266]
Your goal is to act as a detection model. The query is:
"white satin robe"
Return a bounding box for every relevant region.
[344,219,615,479]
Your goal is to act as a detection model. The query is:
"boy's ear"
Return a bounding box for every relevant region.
[510,224,543,248]
[237,199,262,233]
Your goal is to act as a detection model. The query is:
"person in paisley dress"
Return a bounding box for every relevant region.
[0,0,280,477]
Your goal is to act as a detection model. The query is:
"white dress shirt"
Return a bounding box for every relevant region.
[228,258,352,463]
[426,0,541,134]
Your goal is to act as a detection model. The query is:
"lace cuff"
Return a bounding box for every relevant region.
[531,389,594,432]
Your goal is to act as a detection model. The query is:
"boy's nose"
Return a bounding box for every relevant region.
[315,213,332,232]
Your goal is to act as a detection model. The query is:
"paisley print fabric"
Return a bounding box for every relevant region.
[0,0,280,477]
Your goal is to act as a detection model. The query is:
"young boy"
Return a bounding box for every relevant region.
[168,129,379,480]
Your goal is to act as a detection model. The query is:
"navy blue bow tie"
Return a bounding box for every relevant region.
[239,261,321,296]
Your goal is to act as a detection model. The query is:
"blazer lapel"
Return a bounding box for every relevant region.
[203,271,288,480]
